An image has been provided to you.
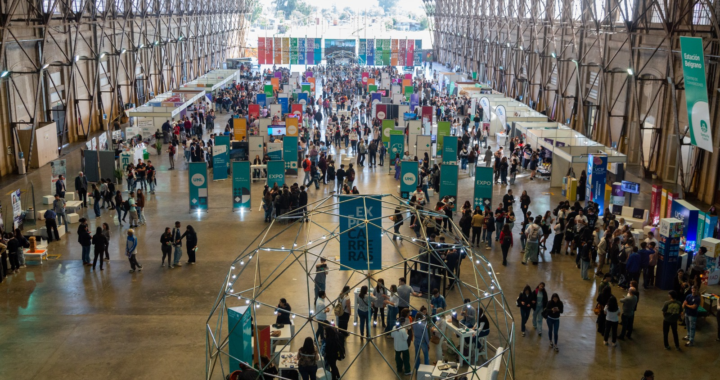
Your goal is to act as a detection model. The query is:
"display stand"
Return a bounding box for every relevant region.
[657,218,683,290]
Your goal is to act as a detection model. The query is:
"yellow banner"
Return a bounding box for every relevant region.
[285,118,299,137]
[233,118,247,141]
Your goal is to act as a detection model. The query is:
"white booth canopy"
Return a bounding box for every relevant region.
[127,89,206,118]
[180,69,239,92]
[514,121,570,135]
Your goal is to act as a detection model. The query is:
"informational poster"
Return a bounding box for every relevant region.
[233,118,247,141]
[439,164,458,209]
[248,136,264,162]
[680,37,714,152]
[283,136,298,176]
[442,136,458,165]
[50,159,67,194]
[285,117,299,137]
[266,161,285,187]
[586,154,607,215]
[213,135,230,180]
[264,85,273,97]
[188,162,208,211]
[249,104,260,119]
[267,142,282,161]
[278,97,288,115]
[232,161,251,210]
[400,161,418,199]
[297,93,308,106]
[11,189,22,229]
[416,135,432,161]
[436,121,451,155]
[99,133,108,150]
[389,134,405,160]
[306,38,315,64]
[474,167,494,211]
[382,119,394,145]
[314,38,322,63]
[265,37,273,64]
[367,39,375,66]
[258,37,266,64]
[227,306,253,372]
[339,195,382,270]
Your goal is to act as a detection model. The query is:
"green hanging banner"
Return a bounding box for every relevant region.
[436,121,451,155]
[264,84,274,97]
[680,37,714,153]
[232,161,251,210]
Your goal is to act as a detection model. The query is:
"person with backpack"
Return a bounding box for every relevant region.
[302,157,312,186]
[523,216,543,265]
[499,224,513,266]
[345,164,356,188]
[335,286,352,330]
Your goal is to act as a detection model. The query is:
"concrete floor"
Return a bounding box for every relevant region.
[2,90,719,380]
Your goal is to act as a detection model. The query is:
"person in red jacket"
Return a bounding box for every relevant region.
[499,224,513,266]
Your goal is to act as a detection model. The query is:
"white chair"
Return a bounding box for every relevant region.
[467,347,503,380]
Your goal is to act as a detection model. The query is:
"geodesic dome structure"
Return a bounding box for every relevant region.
[206,194,515,380]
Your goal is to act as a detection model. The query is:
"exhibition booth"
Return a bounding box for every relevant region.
[126,89,206,139]
[179,69,239,92]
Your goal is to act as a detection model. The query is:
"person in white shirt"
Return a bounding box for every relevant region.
[314,290,329,341]
[391,325,412,375]
[644,232,658,247]
[411,186,426,206]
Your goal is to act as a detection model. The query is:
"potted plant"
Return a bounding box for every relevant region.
[114,168,123,185]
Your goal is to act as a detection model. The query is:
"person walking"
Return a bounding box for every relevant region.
[533,282,548,336]
[13,228,28,269]
[683,285,701,347]
[522,217,542,265]
[517,285,536,337]
[160,227,173,267]
[55,174,66,198]
[323,326,343,380]
[126,229,142,273]
[356,285,375,341]
[171,221,183,268]
[91,184,102,217]
[499,224,513,266]
[296,337,320,380]
[43,209,61,244]
[181,225,198,264]
[314,290,330,341]
[53,194,69,232]
[127,192,139,228]
[5,233,19,274]
[74,171,88,208]
[388,313,413,375]
[603,295,620,347]
[545,293,563,352]
[136,189,146,225]
[115,191,126,225]
[662,290,682,350]
[101,223,110,261]
[77,218,92,265]
[91,227,108,270]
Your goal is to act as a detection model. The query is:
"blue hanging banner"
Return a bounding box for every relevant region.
[586,154,607,215]
[232,161,251,210]
[371,92,382,104]
[188,162,209,212]
[256,93,267,107]
[442,136,458,165]
[389,134,405,160]
[297,92,308,105]
[474,166,494,211]
[213,135,230,180]
[267,160,285,187]
[339,195,382,271]
[283,136,298,176]
[278,97,289,115]
[400,161,418,199]
[439,164,458,206]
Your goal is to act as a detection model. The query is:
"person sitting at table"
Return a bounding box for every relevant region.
[461,298,476,328]
[464,307,491,352]
[275,298,292,325]
[296,337,320,380]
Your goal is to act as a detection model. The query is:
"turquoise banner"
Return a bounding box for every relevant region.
[188,162,208,211]
[400,161,418,199]
[339,195,382,270]
[474,166,494,211]
[390,134,405,161]
[232,161,251,210]
[213,135,230,180]
[442,136,458,165]
[267,160,285,187]
[439,164,458,208]
[437,121,451,155]
[680,37,714,152]
[283,136,298,176]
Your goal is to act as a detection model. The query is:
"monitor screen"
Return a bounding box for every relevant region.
[621,180,640,194]
[268,127,286,136]
[409,269,442,295]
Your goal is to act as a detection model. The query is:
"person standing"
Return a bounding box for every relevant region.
[517,285,536,337]
[13,228,28,268]
[91,227,108,270]
[412,313,430,370]
[323,326,342,380]
[127,192,139,228]
[91,184,102,217]
[545,293,563,352]
[499,224,513,266]
[396,277,419,317]
[5,234,19,274]
[356,286,375,341]
[391,323,412,376]
[160,227,173,267]
[296,337,320,380]
[167,142,176,170]
[146,161,156,194]
[126,229,142,273]
[618,288,638,340]
[314,258,328,304]
[102,223,110,261]
[662,290,682,350]
[77,218,92,265]
[683,285,701,347]
[136,189,146,225]
[533,282,548,336]
[53,194,69,232]
[171,221,183,268]
[181,225,198,264]
[335,164,346,194]
[43,208,60,243]
[337,286,352,330]
[55,174,66,198]
[471,209,483,246]
[603,295,620,347]
[314,290,329,341]
[74,171,88,207]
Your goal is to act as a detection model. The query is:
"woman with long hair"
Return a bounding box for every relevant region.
[296,337,319,380]
[180,225,198,264]
[533,282,548,335]
[546,293,564,351]
[372,279,388,327]
[603,295,620,347]
[518,285,536,336]
[499,224,513,266]
[91,227,108,270]
[357,285,375,340]
[323,326,342,380]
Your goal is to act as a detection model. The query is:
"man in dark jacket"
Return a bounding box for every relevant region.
[77,218,92,265]
[55,175,66,198]
[75,172,88,207]
[299,186,308,222]
[43,209,60,243]
[368,140,377,167]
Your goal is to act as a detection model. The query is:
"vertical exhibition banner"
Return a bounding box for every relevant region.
[274,37,282,64]
[367,39,375,66]
[283,136,298,176]
[267,142,283,161]
[362,72,369,86]
[290,104,303,123]
[232,161,251,210]
[297,92,308,106]
[339,195,382,271]
[442,136,458,165]
[390,134,405,159]
[256,94,266,107]
[416,135,432,161]
[11,189,22,229]
[282,37,290,65]
[258,37,265,64]
[651,184,663,225]
[474,167,494,211]
[50,159,67,194]
[306,38,314,64]
[407,39,414,65]
[382,119,395,145]
[680,37,714,152]
[479,97,490,121]
[290,38,298,65]
[213,135,229,180]
[278,97,289,115]
[586,154,607,215]
[404,86,413,101]
[233,118,247,141]
[188,162,209,211]
[400,161,418,199]
[439,164,458,206]
[265,37,273,64]
[264,85,273,97]
[314,38,322,63]
[410,94,419,111]
[375,38,383,65]
[391,39,399,66]
[359,39,367,64]
[398,39,406,66]
[249,104,260,119]
[301,83,311,94]
[496,105,507,131]
[308,77,316,91]
[266,161,285,187]
[436,121,451,155]
[298,38,306,65]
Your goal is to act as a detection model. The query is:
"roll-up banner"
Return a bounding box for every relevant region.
[249,136,264,163]
[286,118,299,137]
[390,134,405,161]
[264,85,273,97]
[680,36,714,152]
[442,136,458,165]
[189,162,209,212]
[436,121,451,155]
[232,161,251,210]
[284,136,299,176]
[416,135,432,160]
[267,142,283,161]
[400,161,418,199]
[278,97,289,115]
[382,119,394,146]
[439,164,458,209]
[256,94,266,107]
[266,161,285,187]
[496,105,507,131]
[249,104,260,119]
[474,167,494,211]
[587,154,608,216]
[339,195,382,271]
[213,135,230,180]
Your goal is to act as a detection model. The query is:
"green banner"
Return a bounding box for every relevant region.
[436,121,451,154]
[474,166,494,211]
[213,135,230,180]
[472,72,478,80]
[439,164,458,209]
[188,162,208,211]
[390,134,405,161]
[400,161,418,199]
[232,161,251,210]
[290,38,298,65]
[442,136,458,165]
[368,84,377,93]
[404,86,413,101]
[382,119,395,145]
[267,161,285,187]
[680,36,714,152]
[283,136,298,175]
[264,84,273,97]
